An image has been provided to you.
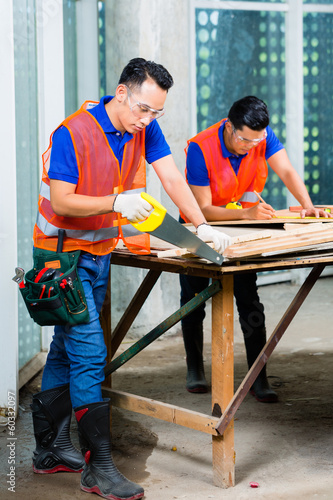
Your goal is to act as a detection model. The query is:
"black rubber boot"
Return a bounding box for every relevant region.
[182,323,208,393]
[31,384,85,473]
[75,400,144,500]
[244,328,278,403]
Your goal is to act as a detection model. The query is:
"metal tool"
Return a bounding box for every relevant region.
[12,267,25,285]
[131,193,223,265]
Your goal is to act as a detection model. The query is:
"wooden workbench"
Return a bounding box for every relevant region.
[101,237,333,488]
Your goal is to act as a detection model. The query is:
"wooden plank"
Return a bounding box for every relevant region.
[156,246,197,259]
[289,205,333,213]
[209,218,333,226]
[110,247,333,277]
[111,250,224,279]
[156,225,332,260]
[224,226,333,258]
[206,210,333,226]
[273,208,333,220]
[231,229,272,243]
[156,231,273,260]
[19,351,47,389]
[226,231,333,258]
[282,222,326,233]
[102,387,220,435]
[211,275,235,487]
[284,223,314,231]
[261,241,333,257]
[222,254,333,273]
[215,264,325,436]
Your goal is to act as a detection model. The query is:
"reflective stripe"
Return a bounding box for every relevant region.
[40,181,50,200]
[36,212,141,241]
[122,225,142,237]
[120,187,145,195]
[238,191,260,203]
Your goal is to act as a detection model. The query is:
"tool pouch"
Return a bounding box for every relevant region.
[20,249,90,326]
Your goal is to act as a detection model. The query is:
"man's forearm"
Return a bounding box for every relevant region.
[153,157,207,227]
[281,170,314,209]
[268,150,315,210]
[165,184,206,227]
[201,204,245,221]
[51,192,117,217]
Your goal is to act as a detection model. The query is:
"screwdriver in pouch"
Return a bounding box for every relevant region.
[60,279,76,305]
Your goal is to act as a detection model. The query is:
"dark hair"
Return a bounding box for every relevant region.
[228,96,269,131]
[118,57,174,92]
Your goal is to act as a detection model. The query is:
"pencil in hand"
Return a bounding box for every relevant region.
[253,190,276,217]
[254,190,267,204]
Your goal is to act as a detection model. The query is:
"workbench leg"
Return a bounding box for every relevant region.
[211,274,235,487]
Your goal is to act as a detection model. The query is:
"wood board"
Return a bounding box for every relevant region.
[224,224,333,259]
[150,226,283,253]
[115,221,333,262]
[156,223,333,261]
[156,230,272,259]
[207,209,333,226]
[289,204,333,213]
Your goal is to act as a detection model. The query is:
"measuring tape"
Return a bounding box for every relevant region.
[226,202,242,209]
[275,216,332,219]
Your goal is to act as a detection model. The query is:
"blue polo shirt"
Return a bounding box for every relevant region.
[186,121,284,186]
[48,96,171,184]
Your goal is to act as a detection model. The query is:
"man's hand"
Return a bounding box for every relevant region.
[300,207,333,219]
[197,224,232,254]
[113,193,153,222]
[244,202,275,220]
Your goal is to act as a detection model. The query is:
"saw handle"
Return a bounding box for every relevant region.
[131,193,167,232]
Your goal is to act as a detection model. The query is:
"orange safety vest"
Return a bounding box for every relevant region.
[34,101,150,255]
[181,119,268,222]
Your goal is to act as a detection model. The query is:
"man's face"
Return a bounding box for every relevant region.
[224,121,267,156]
[117,79,167,134]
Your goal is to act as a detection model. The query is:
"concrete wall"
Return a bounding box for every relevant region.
[105,0,191,336]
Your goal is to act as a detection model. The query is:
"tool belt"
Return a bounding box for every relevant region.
[20,248,90,327]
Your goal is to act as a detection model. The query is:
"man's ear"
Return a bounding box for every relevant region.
[115,84,127,103]
[224,120,232,132]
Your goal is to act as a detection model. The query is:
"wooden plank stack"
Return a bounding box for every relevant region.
[154,222,333,262]
[223,223,333,259]
[209,208,333,226]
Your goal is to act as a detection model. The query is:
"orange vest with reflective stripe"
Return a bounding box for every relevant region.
[181,119,268,222]
[33,101,150,255]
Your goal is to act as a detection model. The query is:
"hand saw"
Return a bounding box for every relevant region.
[131,193,223,265]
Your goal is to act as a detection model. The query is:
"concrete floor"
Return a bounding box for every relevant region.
[1,276,333,499]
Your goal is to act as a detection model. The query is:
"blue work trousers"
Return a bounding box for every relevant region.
[41,252,111,408]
